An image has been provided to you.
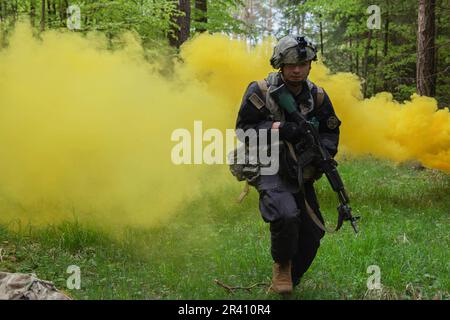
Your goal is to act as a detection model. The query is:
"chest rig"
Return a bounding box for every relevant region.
[253,72,325,121]
[251,73,327,187]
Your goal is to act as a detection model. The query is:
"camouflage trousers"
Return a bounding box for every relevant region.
[257,177,325,286]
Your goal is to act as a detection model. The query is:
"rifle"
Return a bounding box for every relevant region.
[271,84,360,233]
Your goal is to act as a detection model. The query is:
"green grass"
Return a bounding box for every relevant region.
[0,157,449,300]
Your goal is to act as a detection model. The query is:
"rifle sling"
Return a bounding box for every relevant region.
[286,142,340,233]
[304,199,337,234]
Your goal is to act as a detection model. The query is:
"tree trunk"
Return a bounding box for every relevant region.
[356,38,360,76]
[416,0,436,97]
[169,0,191,48]
[319,14,324,57]
[372,33,379,94]
[30,0,36,27]
[383,3,390,91]
[434,0,439,102]
[0,1,5,23]
[59,0,68,27]
[293,8,300,35]
[46,0,55,26]
[349,38,353,73]
[363,29,373,97]
[45,0,51,27]
[40,0,45,31]
[195,0,207,33]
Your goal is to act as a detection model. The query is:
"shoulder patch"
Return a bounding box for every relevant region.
[248,93,265,110]
[327,116,340,130]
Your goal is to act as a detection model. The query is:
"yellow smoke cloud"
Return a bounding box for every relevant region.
[0,24,230,227]
[308,62,450,173]
[181,34,450,173]
[0,25,448,227]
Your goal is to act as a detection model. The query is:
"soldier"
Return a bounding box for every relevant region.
[235,35,342,295]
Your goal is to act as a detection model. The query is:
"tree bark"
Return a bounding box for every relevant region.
[434,0,439,101]
[30,0,36,27]
[372,33,379,94]
[362,29,373,97]
[59,0,68,27]
[416,0,436,97]
[0,1,5,23]
[349,38,353,73]
[383,2,390,91]
[46,0,55,27]
[40,0,45,31]
[319,14,324,57]
[52,0,56,17]
[195,0,207,33]
[169,0,191,48]
[356,38,360,76]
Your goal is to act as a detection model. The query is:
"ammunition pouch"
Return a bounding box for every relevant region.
[228,143,261,186]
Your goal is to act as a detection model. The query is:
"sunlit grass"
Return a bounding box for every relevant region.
[0,157,448,300]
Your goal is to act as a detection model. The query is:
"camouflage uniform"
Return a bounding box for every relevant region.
[0,272,71,300]
[235,36,341,286]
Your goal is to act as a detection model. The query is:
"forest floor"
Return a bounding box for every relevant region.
[0,157,449,300]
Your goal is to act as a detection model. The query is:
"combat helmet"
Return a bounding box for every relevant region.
[270,35,318,69]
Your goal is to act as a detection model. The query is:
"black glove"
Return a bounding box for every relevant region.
[279,121,307,142]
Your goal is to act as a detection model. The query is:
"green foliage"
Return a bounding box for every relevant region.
[69,0,181,52]
[0,0,448,104]
[273,0,449,105]
[191,0,245,35]
[74,0,177,39]
[0,0,180,48]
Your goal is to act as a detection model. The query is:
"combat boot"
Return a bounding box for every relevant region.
[269,261,293,295]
